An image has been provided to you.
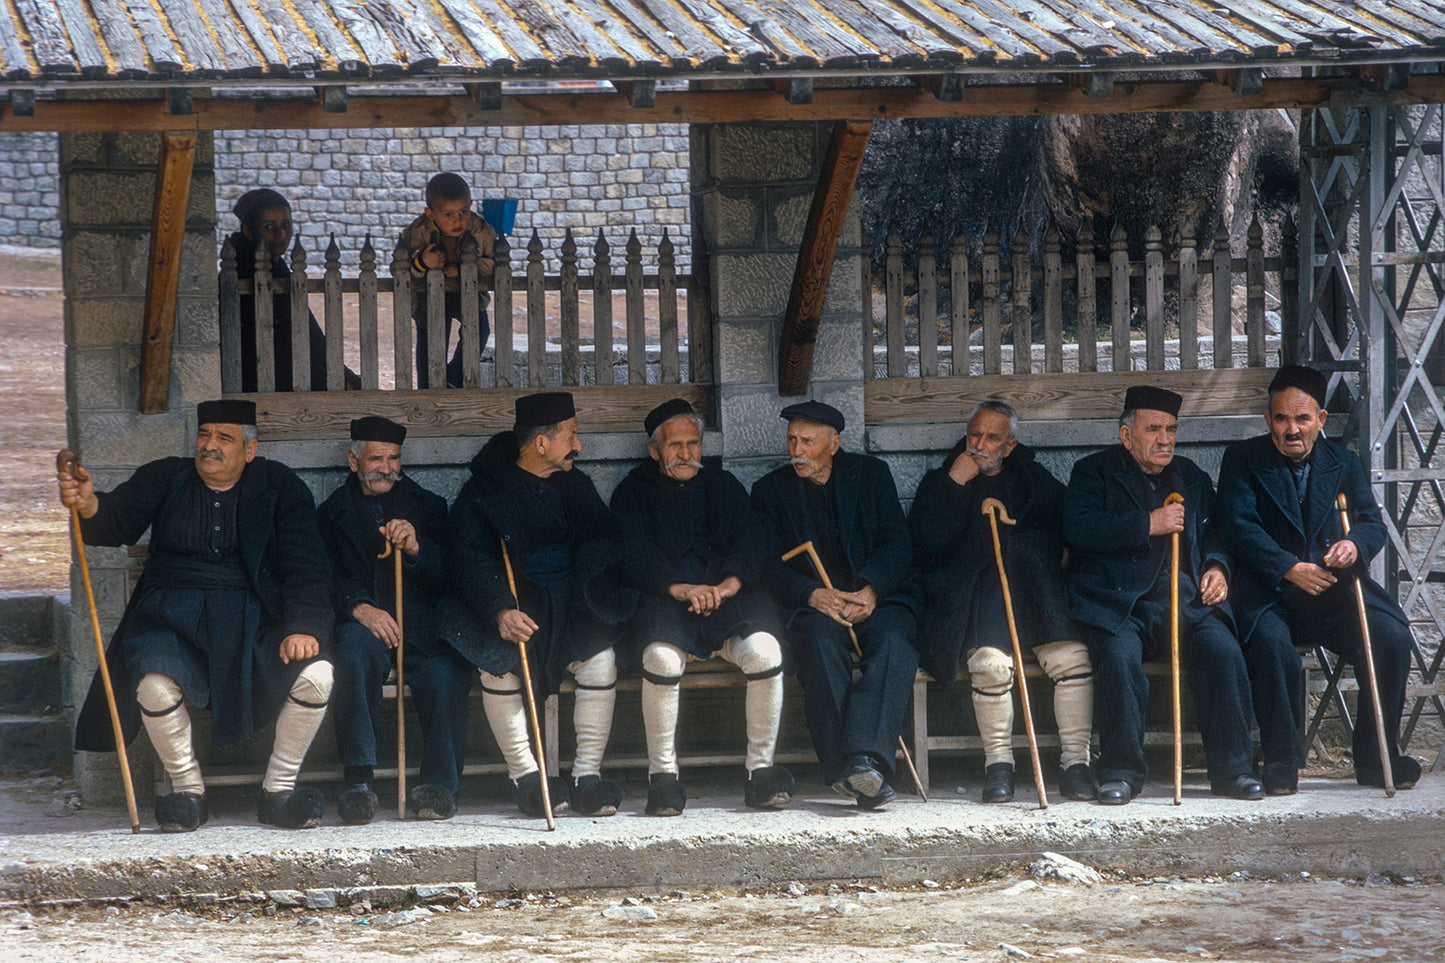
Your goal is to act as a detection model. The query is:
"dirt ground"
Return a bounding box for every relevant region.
[1,872,1441,962]
[0,250,69,594]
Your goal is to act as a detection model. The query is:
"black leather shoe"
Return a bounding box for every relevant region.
[1356,755,1422,790]
[744,766,795,809]
[981,763,1015,803]
[1098,780,1134,805]
[1059,764,1099,801]
[573,774,623,816]
[645,772,686,816]
[258,787,325,828]
[842,755,885,799]
[337,783,379,825]
[856,780,897,811]
[1261,763,1298,796]
[408,784,457,820]
[1210,774,1265,801]
[155,792,207,832]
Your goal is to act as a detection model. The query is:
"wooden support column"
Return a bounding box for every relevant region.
[138,132,196,414]
[778,120,872,396]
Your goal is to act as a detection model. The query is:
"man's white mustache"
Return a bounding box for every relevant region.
[667,458,703,472]
[196,449,224,461]
[363,469,402,482]
[789,455,815,469]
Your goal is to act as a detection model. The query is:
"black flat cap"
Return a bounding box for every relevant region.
[232,188,289,223]
[644,398,696,436]
[1122,385,1182,418]
[1268,365,1328,409]
[514,391,576,428]
[197,399,256,427]
[780,400,845,433]
[350,415,407,446]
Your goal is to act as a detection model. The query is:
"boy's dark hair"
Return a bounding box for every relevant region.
[426,172,471,208]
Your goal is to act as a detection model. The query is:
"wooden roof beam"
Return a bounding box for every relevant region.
[467,82,502,110]
[778,119,873,397]
[612,79,656,108]
[139,132,197,415]
[770,78,813,105]
[1215,68,1264,96]
[167,87,192,115]
[8,89,34,116]
[917,73,966,102]
[319,86,348,113]
[1355,63,1411,91]
[1066,72,1115,99]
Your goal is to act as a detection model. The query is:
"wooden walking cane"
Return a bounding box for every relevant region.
[979,498,1048,810]
[780,541,928,802]
[500,539,556,829]
[58,453,140,834]
[1336,493,1395,797]
[1166,491,1185,807]
[378,541,407,819]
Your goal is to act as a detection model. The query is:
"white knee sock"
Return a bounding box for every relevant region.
[968,646,1016,768]
[480,671,536,781]
[641,642,687,775]
[263,660,333,794]
[1036,640,1094,769]
[136,673,204,796]
[569,648,616,779]
[723,631,784,772]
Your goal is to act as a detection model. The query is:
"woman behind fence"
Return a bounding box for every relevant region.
[225,188,357,392]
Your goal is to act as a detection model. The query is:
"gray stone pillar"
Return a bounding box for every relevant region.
[60,130,217,803]
[691,119,867,486]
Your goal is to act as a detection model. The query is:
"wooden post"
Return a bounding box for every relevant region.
[625,229,645,385]
[1110,225,1130,373]
[358,237,379,389]
[1213,223,1233,368]
[982,228,1002,375]
[918,231,937,377]
[593,232,614,386]
[560,229,580,386]
[659,230,680,383]
[138,132,195,414]
[527,230,546,387]
[949,233,971,377]
[885,225,905,379]
[458,232,482,388]
[1076,219,1097,373]
[1145,225,1164,370]
[324,235,346,390]
[289,240,310,391]
[1043,226,1062,373]
[391,243,414,391]
[777,120,873,397]
[1246,215,1266,368]
[1179,230,1199,370]
[1011,225,1032,374]
[493,234,514,388]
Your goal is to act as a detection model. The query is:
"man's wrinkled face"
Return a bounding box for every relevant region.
[1120,409,1177,475]
[965,409,1017,476]
[348,441,403,497]
[787,420,841,484]
[195,423,257,490]
[649,416,703,482]
[539,418,583,473]
[1267,387,1328,463]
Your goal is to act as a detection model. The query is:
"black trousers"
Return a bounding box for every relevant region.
[332,622,475,794]
[1087,597,1256,791]
[787,603,919,786]
[1246,586,1413,772]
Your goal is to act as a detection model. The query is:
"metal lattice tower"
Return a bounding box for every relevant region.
[1298,72,1445,769]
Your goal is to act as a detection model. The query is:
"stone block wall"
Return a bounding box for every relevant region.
[60,128,219,803]
[3,124,691,270]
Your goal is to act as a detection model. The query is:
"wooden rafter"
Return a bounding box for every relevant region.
[778,119,872,397]
[138,132,196,414]
[2,74,1444,133]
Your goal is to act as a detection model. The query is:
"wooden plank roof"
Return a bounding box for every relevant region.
[1,0,1442,83]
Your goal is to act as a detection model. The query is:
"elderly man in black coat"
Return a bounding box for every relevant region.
[59,400,333,832]
[612,399,794,816]
[751,401,920,809]
[437,392,632,818]
[1063,386,1263,804]
[1217,365,1421,794]
[318,415,471,824]
[910,400,1096,804]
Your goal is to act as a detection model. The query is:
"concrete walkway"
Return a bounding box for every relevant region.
[2,770,1440,904]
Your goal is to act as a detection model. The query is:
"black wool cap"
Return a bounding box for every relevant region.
[197,399,256,427]
[514,391,576,428]
[644,398,695,436]
[1268,365,1328,409]
[350,415,407,446]
[232,188,289,223]
[1122,385,1182,418]
[780,400,845,433]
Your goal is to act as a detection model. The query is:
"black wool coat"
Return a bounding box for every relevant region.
[750,450,920,625]
[1216,433,1408,643]
[434,431,634,694]
[909,442,1081,683]
[317,472,450,648]
[610,459,782,662]
[74,456,333,751]
[1062,447,1233,636]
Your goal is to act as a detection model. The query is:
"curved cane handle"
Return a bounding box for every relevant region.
[1164,492,1185,506]
[980,497,1016,526]
[377,541,394,560]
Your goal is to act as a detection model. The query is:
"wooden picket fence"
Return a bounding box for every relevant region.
[868,214,1294,378]
[218,228,700,394]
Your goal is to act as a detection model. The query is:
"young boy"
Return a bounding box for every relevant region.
[398,172,497,388]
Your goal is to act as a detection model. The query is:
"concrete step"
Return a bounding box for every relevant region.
[0,594,61,650]
[0,648,60,714]
[0,712,70,774]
